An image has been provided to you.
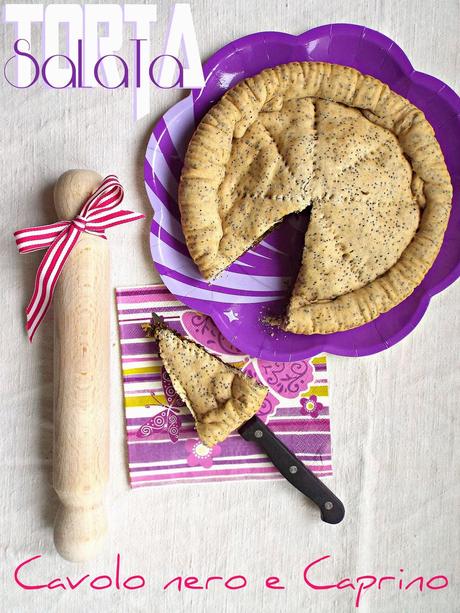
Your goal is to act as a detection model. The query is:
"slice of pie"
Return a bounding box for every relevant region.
[178,62,452,334]
[143,318,268,447]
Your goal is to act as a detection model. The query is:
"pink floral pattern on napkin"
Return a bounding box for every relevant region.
[116,284,332,488]
[186,439,222,469]
[300,395,325,419]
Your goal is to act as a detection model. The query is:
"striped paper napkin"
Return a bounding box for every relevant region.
[116,284,333,488]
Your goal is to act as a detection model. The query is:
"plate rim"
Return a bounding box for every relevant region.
[145,23,460,360]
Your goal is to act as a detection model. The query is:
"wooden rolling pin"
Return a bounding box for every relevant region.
[53,170,110,561]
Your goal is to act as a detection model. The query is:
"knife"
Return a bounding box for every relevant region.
[145,313,345,524]
[239,415,345,524]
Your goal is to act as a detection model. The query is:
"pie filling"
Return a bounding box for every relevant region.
[178,62,452,334]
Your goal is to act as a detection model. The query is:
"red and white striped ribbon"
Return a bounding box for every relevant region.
[14,175,144,342]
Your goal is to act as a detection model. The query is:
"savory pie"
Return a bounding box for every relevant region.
[144,318,268,447]
[178,62,452,334]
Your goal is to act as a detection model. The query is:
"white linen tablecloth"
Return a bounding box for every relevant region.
[1,1,459,611]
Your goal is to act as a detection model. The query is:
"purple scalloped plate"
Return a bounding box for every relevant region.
[145,23,460,361]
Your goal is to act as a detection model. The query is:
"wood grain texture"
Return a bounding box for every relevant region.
[0,0,459,611]
[53,170,110,561]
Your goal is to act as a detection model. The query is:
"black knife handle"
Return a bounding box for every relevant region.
[239,416,345,524]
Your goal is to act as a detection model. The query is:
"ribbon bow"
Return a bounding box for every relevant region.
[14,175,144,341]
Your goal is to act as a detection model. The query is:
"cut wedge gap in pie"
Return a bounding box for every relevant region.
[179,62,452,334]
[143,316,268,447]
